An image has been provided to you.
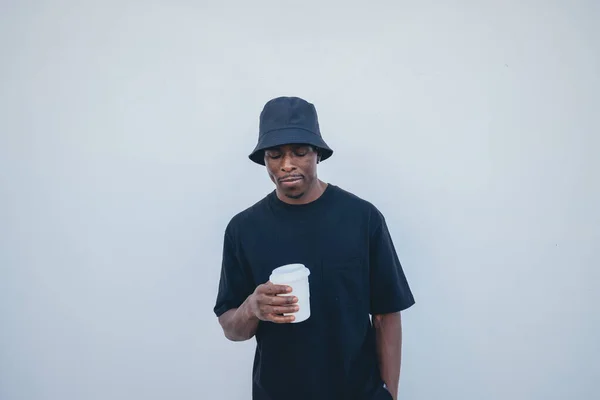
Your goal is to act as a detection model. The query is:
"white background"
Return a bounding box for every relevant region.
[1,1,598,399]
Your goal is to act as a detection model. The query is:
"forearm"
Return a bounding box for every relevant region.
[373,312,402,399]
[218,296,259,341]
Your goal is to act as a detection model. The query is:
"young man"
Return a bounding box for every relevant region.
[213,96,415,400]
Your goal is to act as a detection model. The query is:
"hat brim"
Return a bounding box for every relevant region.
[248,128,333,165]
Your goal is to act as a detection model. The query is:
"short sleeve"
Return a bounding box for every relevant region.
[213,229,255,318]
[369,210,415,315]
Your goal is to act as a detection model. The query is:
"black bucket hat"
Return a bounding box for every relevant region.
[248,96,334,165]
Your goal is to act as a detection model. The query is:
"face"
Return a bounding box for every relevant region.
[264,144,321,201]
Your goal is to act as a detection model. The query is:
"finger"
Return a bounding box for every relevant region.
[265,305,299,315]
[265,295,298,306]
[260,282,292,295]
[259,302,298,314]
[267,313,296,324]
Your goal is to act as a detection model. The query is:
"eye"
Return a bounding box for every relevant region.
[266,153,281,159]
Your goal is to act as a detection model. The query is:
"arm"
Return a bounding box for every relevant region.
[218,295,260,342]
[373,312,402,400]
[217,283,298,341]
[368,209,414,398]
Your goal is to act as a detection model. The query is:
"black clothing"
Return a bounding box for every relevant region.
[214,184,415,400]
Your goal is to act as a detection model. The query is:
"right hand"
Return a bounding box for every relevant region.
[249,282,299,323]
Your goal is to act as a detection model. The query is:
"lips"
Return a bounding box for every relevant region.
[279,176,303,184]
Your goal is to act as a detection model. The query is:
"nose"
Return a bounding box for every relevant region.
[280,153,296,172]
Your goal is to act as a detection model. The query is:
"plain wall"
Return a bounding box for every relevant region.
[1,1,598,399]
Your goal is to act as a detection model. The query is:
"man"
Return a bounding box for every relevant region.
[213,96,415,400]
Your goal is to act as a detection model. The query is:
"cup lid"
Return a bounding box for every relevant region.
[269,263,310,283]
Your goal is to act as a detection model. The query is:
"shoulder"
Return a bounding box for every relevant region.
[330,184,386,224]
[330,184,372,207]
[224,192,272,237]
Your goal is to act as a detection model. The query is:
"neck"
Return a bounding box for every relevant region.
[276,179,328,205]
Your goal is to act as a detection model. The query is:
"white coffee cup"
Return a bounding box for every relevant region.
[269,263,311,323]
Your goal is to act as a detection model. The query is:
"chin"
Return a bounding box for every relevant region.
[279,182,300,190]
[285,192,305,200]
[280,185,304,198]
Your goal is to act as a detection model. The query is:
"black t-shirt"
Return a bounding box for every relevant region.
[214,184,415,400]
